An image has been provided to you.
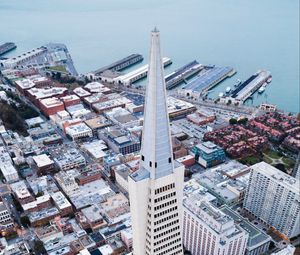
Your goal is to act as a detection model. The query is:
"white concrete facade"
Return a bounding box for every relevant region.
[183,197,248,255]
[243,162,300,238]
[0,163,19,183]
[129,29,184,255]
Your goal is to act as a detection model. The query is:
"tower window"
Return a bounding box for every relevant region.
[155,162,157,168]
[142,155,145,161]
[149,161,152,167]
[168,157,172,163]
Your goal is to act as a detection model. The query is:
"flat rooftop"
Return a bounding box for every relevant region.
[32,154,54,167]
[252,162,299,192]
[183,66,234,92]
[115,57,171,83]
[221,206,271,248]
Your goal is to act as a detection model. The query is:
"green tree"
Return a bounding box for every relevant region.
[20,216,30,227]
[36,191,44,197]
[229,118,238,125]
[237,118,248,125]
[34,240,46,255]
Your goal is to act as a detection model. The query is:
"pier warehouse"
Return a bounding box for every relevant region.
[114,57,172,86]
[178,66,235,98]
[92,54,143,76]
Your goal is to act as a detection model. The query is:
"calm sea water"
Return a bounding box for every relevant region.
[0,0,299,113]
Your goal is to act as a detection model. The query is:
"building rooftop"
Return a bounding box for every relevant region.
[28,87,67,99]
[74,87,91,97]
[252,162,299,192]
[167,96,196,116]
[81,204,103,222]
[84,116,111,130]
[51,191,72,210]
[53,148,86,169]
[15,78,35,90]
[61,94,80,102]
[70,179,114,209]
[221,206,271,249]
[183,179,217,203]
[39,97,64,108]
[0,163,18,178]
[10,180,31,199]
[65,123,92,136]
[84,82,111,94]
[66,104,91,118]
[194,161,249,205]
[25,116,45,127]
[183,66,234,92]
[81,141,107,160]
[28,207,59,222]
[196,141,222,154]
[98,244,114,255]
[92,97,131,113]
[114,57,171,85]
[183,195,234,233]
[32,154,54,168]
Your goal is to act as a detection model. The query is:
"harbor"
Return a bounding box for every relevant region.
[165,60,203,89]
[114,57,172,86]
[177,66,236,98]
[93,53,143,76]
[0,42,17,56]
[228,70,272,104]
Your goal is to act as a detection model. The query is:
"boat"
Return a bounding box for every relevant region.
[258,87,265,94]
[234,79,242,87]
[218,92,224,97]
[267,76,272,83]
[225,87,231,94]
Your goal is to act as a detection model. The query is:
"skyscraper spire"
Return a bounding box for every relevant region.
[140,28,174,180]
[128,29,184,255]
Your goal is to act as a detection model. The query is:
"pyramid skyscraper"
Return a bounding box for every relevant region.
[128,28,184,255]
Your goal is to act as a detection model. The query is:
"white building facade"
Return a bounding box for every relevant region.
[243,162,300,238]
[0,163,19,183]
[183,197,248,255]
[128,29,184,255]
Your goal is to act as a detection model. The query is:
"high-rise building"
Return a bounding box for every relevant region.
[128,28,184,255]
[243,162,300,238]
[183,195,248,255]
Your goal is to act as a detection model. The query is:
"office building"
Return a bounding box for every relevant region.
[0,201,14,232]
[128,29,184,255]
[193,141,226,168]
[0,163,19,183]
[221,206,271,255]
[183,196,248,255]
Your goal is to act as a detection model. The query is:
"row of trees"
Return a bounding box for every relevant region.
[0,99,39,136]
[229,117,248,125]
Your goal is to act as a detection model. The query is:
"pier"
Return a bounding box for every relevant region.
[0,42,17,56]
[165,60,203,90]
[114,57,172,86]
[93,54,143,76]
[231,70,271,103]
[178,66,235,98]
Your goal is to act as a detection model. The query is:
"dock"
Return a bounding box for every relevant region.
[231,70,271,103]
[165,60,203,90]
[93,54,143,75]
[178,66,235,98]
[0,42,17,56]
[114,57,172,86]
